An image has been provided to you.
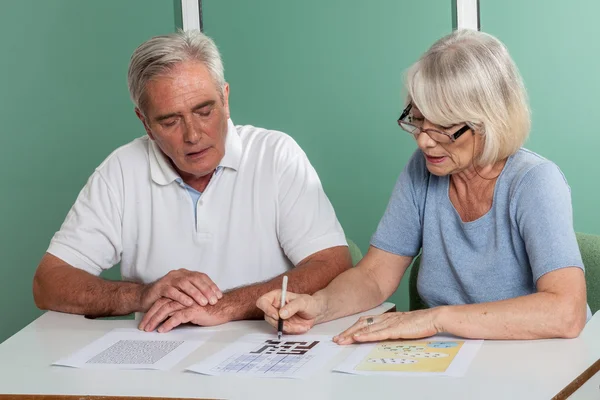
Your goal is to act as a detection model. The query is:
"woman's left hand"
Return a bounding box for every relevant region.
[333,309,442,345]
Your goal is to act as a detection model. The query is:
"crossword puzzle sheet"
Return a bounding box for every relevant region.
[187,334,342,379]
[53,328,208,370]
[334,337,483,377]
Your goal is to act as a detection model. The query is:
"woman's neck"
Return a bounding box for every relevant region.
[449,159,507,222]
[451,159,506,190]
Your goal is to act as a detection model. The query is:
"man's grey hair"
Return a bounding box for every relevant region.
[127,30,225,113]
[405,29,531,166]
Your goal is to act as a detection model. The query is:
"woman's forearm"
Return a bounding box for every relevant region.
[313,266,389,324]
[436,292,587,339]
[313,247,413,324]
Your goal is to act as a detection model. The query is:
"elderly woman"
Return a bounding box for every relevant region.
[256,30,590,343]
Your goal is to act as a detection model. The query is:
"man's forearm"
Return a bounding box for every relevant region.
[33,255,143,317]
[214,246,352,321]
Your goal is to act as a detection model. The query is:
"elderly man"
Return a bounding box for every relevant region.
[33,30,351,333]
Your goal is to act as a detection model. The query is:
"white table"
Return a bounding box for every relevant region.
[0,304,598,400]
[568,362,600,400]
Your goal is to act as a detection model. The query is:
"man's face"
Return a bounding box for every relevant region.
[136,61,230,182]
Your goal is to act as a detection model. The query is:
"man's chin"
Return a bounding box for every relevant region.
[180,164,219,179]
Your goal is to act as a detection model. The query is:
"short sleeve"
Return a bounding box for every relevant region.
[514,162,583,282]
[47,170,123,275]
[370,150,426,257]
[276,146,347,265]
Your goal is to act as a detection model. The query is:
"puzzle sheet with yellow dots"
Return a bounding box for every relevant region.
[334,338,482,377]
[356,340,462,372]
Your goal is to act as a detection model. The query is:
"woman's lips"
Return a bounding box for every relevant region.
[425,154,446,164]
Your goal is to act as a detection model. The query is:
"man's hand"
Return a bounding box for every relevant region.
[138,298,229,332]
[139,269,223,312]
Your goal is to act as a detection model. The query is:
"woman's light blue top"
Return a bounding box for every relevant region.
[372,148,590,318]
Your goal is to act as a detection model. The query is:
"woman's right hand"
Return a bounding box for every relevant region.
[256,290,323,334]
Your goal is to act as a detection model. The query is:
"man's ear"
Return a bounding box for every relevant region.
[135,108,155,140]
[222,82,231,120]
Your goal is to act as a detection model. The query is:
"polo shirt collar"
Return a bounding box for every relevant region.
[149,119,242,186]
[219,119,242,171]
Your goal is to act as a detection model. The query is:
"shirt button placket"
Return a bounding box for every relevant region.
[196,199,203,232]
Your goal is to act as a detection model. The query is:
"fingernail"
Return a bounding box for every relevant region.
[354,333,361,337]
[200,298,207,306]
[157,327,163,333]
[217,291,223,299]
[186,299,194,306]
[272,314,279,320]
[210,297,217,305]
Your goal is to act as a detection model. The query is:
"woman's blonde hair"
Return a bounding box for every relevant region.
[405,30,530,166]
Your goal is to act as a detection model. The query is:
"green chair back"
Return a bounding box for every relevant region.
[347,238,363,267]
[408,254,427,311]
[408,232,600,314]
[577,232,600,314]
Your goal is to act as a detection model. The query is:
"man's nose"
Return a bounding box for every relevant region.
[182,116,201,144]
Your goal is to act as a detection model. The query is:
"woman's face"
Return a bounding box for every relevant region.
[411,106,481,176]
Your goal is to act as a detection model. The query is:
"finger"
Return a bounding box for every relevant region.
[264,314,279,329]
[178,280,208,306]
[270,290,282,307]
[339,316,396,345]
[278,293,308,320]
[142,300,181,332]
[138,297,171,331]
[188,275,220,305]
[265,315,310,335]
[201,274,223,299]
[334,316,370,341]
[284,320,311,335]
[143,300,186,332]
[158,309,192,333]
[352,325,395,343]
[257,291,282,320]
[334,315,381,344]
[190,272,223,299]
[162,286,195,307]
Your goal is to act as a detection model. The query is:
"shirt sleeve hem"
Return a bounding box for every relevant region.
[533,262,585,283]
[369,239,420,258]
[286,234,349,265]
[47,242,104,276]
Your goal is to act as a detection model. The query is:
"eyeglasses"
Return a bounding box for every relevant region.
[397,103,471,144]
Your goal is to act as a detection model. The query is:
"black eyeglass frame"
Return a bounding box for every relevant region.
[397,103,471,142]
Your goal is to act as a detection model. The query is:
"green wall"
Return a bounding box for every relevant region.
[480,0,600,237]
[3,0,597,344]
[203,0,454,312]
[0,0,177,343]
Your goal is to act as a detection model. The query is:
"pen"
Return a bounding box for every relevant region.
[277,275,288,341]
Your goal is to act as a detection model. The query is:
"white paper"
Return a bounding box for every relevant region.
[53,328,209,370]
[333,336,482,377]
[187,334,341,379]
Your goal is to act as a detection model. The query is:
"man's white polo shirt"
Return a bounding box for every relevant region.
[47,120,347,290]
